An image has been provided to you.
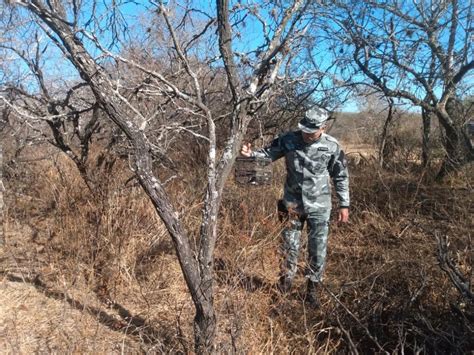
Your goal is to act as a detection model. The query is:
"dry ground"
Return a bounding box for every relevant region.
[1,142,473,353]
[1,225,145,353]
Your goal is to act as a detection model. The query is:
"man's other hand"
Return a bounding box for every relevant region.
[241,143,252,157]
[338,208,349,223]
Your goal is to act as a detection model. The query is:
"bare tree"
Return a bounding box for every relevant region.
[0,10,104,189]
[3,0,311,351]
[321,0,473,178]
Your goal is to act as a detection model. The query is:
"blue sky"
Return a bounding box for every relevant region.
[3,0,471,113]
[2,0,361,110]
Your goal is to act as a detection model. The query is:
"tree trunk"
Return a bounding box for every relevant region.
[194,301,217,353]
[136,150,216,353]
[378,100,394,168]
[436,124,464,179]
[436,98,473,180]
[421,108,431,168]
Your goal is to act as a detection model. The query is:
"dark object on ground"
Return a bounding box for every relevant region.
[277,275,293,294]
[305,280,320,308]
[235,157,272,185]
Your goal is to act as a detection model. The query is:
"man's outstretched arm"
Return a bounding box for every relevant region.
[240,136,286,161]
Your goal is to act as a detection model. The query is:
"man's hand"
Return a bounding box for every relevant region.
[338,208,349,223]
[240,143,252,157]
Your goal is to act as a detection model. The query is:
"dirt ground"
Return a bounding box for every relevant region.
[0,275,142,353]
[0,225,145,354]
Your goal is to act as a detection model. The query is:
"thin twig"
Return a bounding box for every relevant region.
[322,284,388,354]
[336,315,359,355]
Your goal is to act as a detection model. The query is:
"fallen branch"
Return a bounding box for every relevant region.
[435,233,474,303]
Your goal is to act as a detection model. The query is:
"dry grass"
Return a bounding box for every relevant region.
[1,141,473,353]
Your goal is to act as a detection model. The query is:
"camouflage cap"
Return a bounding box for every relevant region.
[298,107,329,133]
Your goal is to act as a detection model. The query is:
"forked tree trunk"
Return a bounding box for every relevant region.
[19,1,304,352]
[21,4,216,351]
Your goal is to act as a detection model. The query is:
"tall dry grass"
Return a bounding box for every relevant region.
[1,139,472,353]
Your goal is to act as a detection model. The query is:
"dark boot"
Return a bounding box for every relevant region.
[277,276,292,294]
[305,280,320,308]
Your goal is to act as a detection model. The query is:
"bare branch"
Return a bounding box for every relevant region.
[216,0,242,103]
[436,233,474,303]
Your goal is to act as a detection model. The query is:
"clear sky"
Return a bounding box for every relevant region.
[3,0,471,113]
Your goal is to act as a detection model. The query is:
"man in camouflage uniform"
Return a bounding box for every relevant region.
[241,107,350,306]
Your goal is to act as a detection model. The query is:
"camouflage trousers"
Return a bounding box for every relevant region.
[278,201,331,283]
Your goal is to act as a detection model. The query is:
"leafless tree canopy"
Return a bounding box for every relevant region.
[314,0,473,177]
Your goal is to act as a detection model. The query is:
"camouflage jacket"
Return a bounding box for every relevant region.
[252,131,350,214]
